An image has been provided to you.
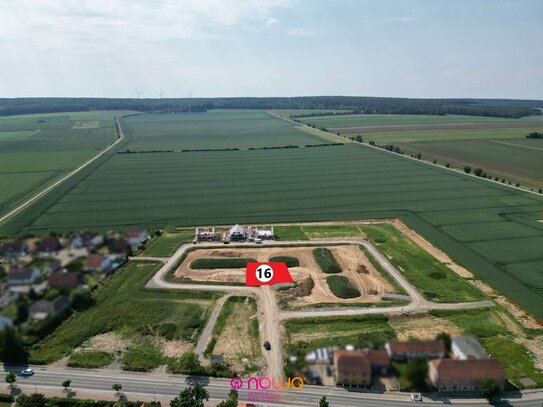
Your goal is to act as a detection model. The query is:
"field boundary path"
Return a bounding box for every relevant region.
[195,294,232,366]
[0,115,126,225]
[145,239,494,380]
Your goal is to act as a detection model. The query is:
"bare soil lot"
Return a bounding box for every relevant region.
[174,245,396,306]
[389,312,462,340]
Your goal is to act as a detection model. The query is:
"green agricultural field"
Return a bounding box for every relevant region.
[397,138,543,189]
[123,110,325,151]
[30,262,220,364]
[298,113,525,128]
[0,111,119,217]
[2,110,543,319]
[361,224,485,303]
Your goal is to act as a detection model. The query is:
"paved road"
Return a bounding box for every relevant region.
[0,116,125,224]
[146,239,494,381]
[3,365,543,407]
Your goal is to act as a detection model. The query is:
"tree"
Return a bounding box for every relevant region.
[217,390,238,407]
[176,352,201,373]
[473,168,483,177]
[0,327,27,363]
[112,383,122,394]
[5,372,16,389]
[62,379,71,391]
[464,166,471,173]
[480,378,501,400]
[435,332,451,352]
[70,287,93,310]
[319,396,330,407]
[170,383,209,407]
[405,357,428,390]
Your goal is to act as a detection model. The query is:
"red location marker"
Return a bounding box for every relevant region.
[246,262,294,286]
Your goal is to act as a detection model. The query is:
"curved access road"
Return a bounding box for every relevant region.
[144,239,494,380]
[0,116,126,225]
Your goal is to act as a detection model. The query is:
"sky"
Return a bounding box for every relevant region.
[0,0,542,99]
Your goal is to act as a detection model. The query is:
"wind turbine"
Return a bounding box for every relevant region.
[159,88,164,99]
[134,89,144,99]
[187,90,192,98]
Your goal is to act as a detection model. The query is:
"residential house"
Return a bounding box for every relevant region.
[0,240,28,258]
[42,259,62,274]
[108,238,130,254]
[38,236,62,254]
[228,224,247,241]
[0,290,20,307]
[334,350,372,386]
[362,349,391,375]
[48,272,83,290]
[428,359,506,392]
[7,267,41,286]
[123,230,147,246]
[72,231,104,249]
[255,227,275,239]
[0,316,13,332]
[385,340,446,361]
[84,254,112,272]
[451,336,489,360]
[28,296,70,320]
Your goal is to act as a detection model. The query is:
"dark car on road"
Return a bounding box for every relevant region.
[263,341,271,351]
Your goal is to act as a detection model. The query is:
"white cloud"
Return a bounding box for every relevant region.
[287,28,316,37]
[0,0,295,53]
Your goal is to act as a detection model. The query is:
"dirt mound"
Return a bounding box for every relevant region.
[282,277,315,300]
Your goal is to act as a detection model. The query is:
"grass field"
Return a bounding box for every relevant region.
[30,261,221,364]
[2,110,543,319]
[141,229,195,257]
[397,138,543,189]
[284,314,395,354]
[67,351,114,368]
[0,111,119,216]
[360,224,485,303]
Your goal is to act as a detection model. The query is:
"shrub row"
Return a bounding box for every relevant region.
[312,248,342,273]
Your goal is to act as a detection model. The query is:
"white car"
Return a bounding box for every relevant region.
[19,368,34,377]
[411,393,423,402]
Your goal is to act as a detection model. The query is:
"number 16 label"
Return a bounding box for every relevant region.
[246,262,293,286]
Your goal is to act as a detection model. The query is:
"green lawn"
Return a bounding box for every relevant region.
[30,261,220,364]
[141,229,195,256]
[360,224,485,303]
[274,226,309,240]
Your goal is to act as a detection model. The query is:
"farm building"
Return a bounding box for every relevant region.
[196,227,216,242]
[334,350,372,386]
[228,224,247,241]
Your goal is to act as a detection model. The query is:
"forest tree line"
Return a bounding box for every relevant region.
[0,96,541,118]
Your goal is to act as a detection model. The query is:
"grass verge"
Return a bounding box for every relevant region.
[67,351,114,368]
